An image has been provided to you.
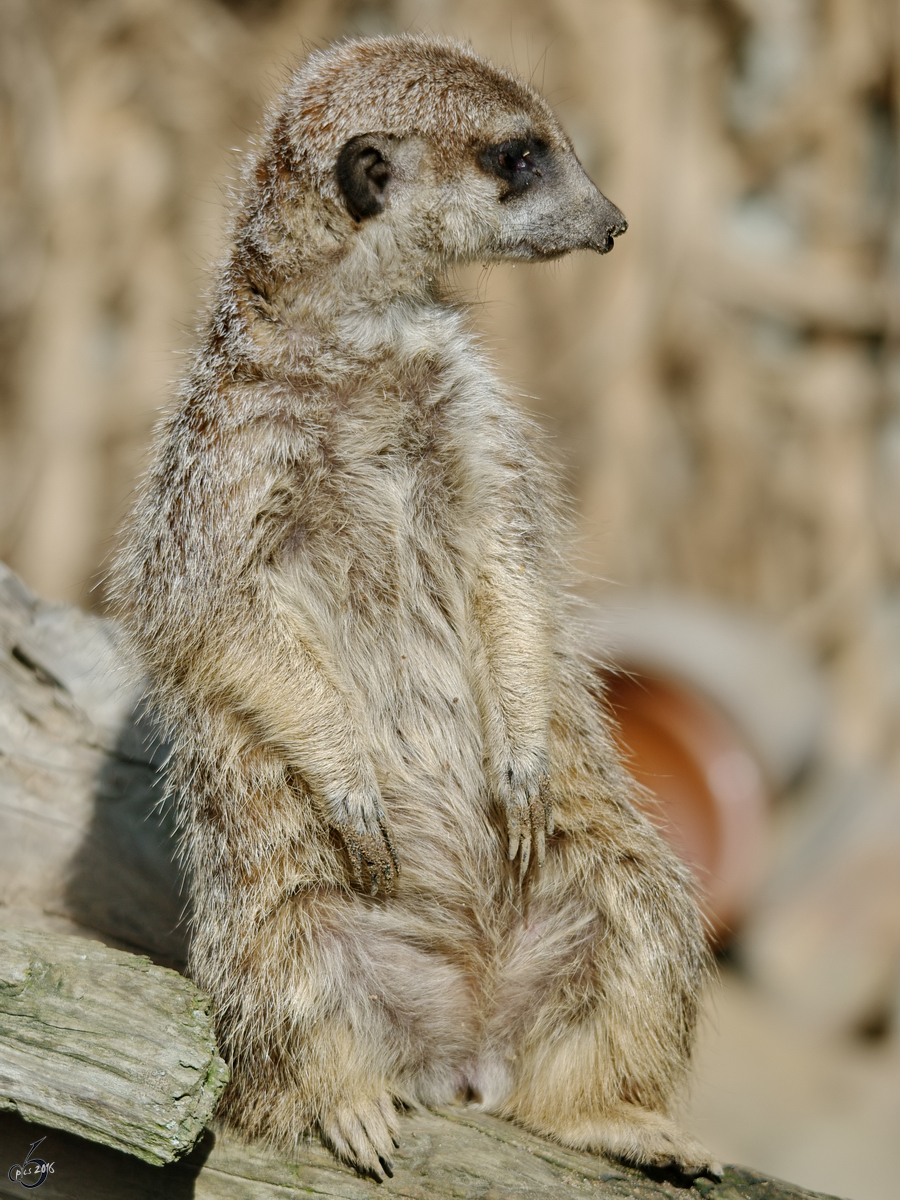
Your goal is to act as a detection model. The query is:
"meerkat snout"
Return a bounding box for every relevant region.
[593,193,628,253]
[559,175,627,255]
[473,134,626,262]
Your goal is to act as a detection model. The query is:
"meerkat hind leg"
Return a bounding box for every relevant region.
[498,1008,723,1180]
[241,1030,401,1180]
[216,971,405,1181]
[483,801,721,1177]
[215,888,479,1181]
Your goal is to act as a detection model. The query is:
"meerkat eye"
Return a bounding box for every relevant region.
[499,150,529,171]
[479,138,547,198]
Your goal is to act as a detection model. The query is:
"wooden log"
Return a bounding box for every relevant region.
[0,1106,842,1200]
[0,928,228,1167]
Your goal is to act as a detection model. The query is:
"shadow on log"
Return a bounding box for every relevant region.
[0,562,846,1199]
[0,561,186,965]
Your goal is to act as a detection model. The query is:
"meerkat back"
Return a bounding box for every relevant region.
[113,34,720,1184]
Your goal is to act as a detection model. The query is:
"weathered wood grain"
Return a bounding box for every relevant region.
[0,1106,844,1200]
[0,928,229,1166]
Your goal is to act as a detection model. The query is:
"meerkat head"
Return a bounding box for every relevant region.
[245,35,625,290]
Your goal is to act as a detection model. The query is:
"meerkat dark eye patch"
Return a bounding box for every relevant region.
[479,138,548,198]
[336,134,397,222]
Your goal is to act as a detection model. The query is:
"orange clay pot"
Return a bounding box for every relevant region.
[603,668,769,946]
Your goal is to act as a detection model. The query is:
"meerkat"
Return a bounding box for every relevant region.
[113,34,720,1183]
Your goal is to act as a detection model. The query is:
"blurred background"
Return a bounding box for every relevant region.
[0,1,898,1196]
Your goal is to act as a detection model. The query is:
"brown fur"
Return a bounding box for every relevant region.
[112,34,719,1182]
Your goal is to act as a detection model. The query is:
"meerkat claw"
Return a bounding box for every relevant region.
[320,1093,399,1181]
[502,765,553,880]
[530,791,548,866]
[330,790,399,895]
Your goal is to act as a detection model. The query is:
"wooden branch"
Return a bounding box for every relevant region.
[0,561,846,1197]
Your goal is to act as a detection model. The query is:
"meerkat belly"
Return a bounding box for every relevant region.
[340,531,488,848]
[345,583,496,896]
[287,437,496,880]
[364,636,492,888]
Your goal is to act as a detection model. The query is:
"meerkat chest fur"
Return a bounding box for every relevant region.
[273,304,543,816]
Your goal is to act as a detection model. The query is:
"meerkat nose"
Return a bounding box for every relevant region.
[596,197,628,254]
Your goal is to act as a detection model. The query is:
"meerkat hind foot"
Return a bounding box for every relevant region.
[548,1105,723,1182]
[319,1091,400,1181]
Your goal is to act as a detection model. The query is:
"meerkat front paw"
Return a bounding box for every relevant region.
[319,1091,400,1180]
[495,752,553,880]
[327,788,399,896]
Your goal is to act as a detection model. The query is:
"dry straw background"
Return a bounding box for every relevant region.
[1,1,899,1197]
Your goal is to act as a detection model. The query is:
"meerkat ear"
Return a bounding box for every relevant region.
[336,134,397,222]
